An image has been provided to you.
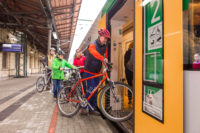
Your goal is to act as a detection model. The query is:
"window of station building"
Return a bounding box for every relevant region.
[183,0,200,70]
[2,52,7,69]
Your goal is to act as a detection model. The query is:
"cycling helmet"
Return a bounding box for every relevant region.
[58,50,65,55]
[50,47,56,51]
[98,28,110,39]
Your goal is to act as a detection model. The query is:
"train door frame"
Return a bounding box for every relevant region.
[106,0,136,132]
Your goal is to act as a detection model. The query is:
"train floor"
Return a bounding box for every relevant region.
[0,75,121,133]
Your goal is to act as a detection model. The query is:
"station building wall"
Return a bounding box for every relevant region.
[0,27,45,79]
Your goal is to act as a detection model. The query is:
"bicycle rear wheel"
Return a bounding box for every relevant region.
[36,76,45,93]
[57,86,80,117]
[99,82,133,122]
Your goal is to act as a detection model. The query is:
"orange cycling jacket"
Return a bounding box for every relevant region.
[84,39,108,75]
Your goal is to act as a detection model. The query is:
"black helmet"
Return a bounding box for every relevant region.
[58,50,65,55]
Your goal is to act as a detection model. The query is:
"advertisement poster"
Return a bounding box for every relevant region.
[143,0,164,122]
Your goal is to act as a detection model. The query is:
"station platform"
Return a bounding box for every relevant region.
[0,76,119,133]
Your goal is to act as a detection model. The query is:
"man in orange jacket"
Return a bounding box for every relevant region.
[81,28,110,115]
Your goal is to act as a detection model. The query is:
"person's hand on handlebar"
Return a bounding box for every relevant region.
[59,67,63,71]
[72,66,78,70]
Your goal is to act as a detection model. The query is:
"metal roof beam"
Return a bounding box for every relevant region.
[55,15,73,22]
[0,13,46,24]
[39,0,48,18]
[53,2,81,12]
[60,39,70,41]
[54,11,72,16]
[58,28,71,32]
[60,36,70,38]
[61,37,70,40]
[53,5,73,11]
[44,0,60,41]
[0,22,50,29]
[57,26,71,29]
[0,12,43,15]
[57,28,71,31]
[18,0,41,9]
[58,32,70,35]
[56,23,68,26]
[13,15,46,23]
[56,23,71,26]
[60,32,71,35]
[68,0,76,55]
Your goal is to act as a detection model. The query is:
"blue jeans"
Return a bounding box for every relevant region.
[53,79,62,98]
[84,72,100,112]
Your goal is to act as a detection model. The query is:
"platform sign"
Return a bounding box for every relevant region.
[0,44,23,52]
[143,0,164,122]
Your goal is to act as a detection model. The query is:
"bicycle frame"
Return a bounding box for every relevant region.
[44,70,52,86]
[66,67,110,103]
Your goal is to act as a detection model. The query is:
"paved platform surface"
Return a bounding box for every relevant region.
[56,110,113,133]
[0,75,118,133]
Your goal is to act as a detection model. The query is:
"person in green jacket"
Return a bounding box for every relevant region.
[51,50,75,100]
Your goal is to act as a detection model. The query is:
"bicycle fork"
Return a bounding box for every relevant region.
[109,81,120,103]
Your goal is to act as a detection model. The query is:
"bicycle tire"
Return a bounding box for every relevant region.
[57,86,80,117]
[99,82,133,122]
[36,76,45,93]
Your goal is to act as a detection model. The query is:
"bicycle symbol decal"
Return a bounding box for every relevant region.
[148,22,162,50]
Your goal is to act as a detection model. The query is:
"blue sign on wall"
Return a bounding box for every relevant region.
[0,44,23,52]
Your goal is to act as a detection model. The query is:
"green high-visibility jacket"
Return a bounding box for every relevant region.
[51,57,75,80]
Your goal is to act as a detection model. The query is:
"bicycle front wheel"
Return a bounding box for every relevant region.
[99,82,133,122]
[36,76,45,93]
[57,86,80,117]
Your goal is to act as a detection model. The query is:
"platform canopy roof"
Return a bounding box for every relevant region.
[0,0,82,57]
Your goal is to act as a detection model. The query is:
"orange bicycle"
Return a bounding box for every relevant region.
[57,62,133,122]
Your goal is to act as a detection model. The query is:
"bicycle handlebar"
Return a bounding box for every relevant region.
[102,61,113,71]
[76,66,84,69]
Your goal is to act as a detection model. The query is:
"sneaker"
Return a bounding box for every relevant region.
[80,109,87,115]
[89,111,101,116]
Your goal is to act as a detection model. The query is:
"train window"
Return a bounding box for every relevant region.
[183,0,200,70]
